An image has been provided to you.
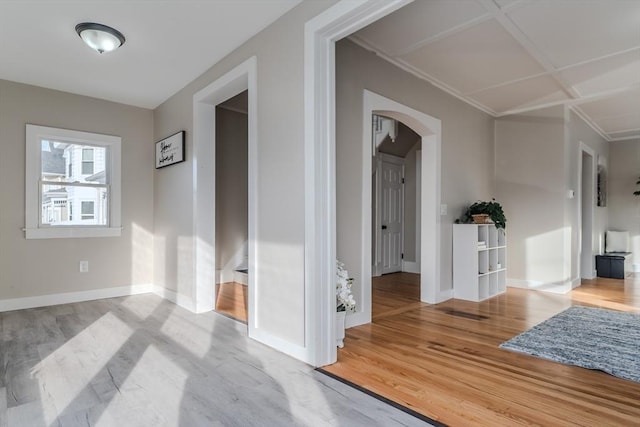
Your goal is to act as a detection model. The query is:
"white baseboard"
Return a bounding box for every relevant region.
[345,310,370,328]
[571,278,581,289]
[152,285,196,312]
[0,284,153,313]
[633,263,640,273]
[507,278,573,294]
[249,327,312,365]
[217,269,248,285]
[437,289,454,302]
[233,270,249,285]
[402,261,420,274]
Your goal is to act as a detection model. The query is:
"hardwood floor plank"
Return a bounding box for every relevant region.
[323,273,640,426]
[215,282,248,323]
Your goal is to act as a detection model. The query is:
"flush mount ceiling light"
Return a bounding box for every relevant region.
[75,22,125,54]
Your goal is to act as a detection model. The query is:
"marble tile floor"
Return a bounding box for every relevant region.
[0,294,431,427]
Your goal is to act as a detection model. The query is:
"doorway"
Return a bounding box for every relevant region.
[579,142,595,279]
[373,117,424,280]
[342,90,441,330]
[214,91,249,323]
[304,0,426,365]
[377,153,405,275]
[192,57,258,338]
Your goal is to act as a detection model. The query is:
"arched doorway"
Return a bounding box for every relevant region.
[345,90,442,328]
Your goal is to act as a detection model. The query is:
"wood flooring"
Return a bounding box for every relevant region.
[215,282,248,323]
[0,294,431,426]
[322,272,640,426]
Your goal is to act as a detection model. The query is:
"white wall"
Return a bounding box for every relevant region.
[0,79,154,303]
[153,0,337,351]
[608,139,640,269]
[336,39,495,300]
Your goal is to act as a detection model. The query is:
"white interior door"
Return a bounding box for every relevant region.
[380,155,404,274]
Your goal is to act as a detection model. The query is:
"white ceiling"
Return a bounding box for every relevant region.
[0,0,301,109]
[353,0,640,141]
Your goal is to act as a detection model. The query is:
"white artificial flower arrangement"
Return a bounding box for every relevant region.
[336,260,356,313]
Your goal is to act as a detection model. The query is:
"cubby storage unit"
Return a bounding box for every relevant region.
[453,224,506,301]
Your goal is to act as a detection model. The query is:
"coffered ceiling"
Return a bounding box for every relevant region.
[353,0,640,141]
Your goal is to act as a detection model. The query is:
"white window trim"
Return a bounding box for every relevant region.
[25,124,122,239]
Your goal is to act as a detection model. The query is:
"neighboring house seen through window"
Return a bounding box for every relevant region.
[25,125,122,239]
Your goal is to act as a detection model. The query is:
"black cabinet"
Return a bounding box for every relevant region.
[596,253,631,279]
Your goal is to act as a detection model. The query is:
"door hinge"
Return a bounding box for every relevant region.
[401,253,404,259]
[401,178,405,184]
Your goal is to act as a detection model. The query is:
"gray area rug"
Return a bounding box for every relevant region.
[500,306,640,382]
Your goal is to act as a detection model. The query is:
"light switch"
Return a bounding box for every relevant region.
[79,260,89,273]
[440,204,448,216]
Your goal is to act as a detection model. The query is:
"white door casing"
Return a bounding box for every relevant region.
[578,141,596,280]
[344,89,442,332]
[304,0,416,366]
[379,154,404,274]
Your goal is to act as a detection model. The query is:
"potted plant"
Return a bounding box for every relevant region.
[336,260,356,348]
[459,199,507,230]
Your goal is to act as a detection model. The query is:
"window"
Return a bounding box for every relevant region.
[82,148,94,175]
[25,124,121,239]
[81,201,95,220]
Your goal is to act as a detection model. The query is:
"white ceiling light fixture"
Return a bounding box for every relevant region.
[75,22,125,54]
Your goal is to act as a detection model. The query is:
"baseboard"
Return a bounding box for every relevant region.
[437,289,454,302]
[249,327,312,365]
[401,261,420,274]
[633,263,640,273]
[508,278,573,294]
[0,284,153,313]
[233,270,249,285]
[571,278,581,289]
[152,285,196,312]
[345,310,370,328]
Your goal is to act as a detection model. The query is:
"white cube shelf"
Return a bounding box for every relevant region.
[453,224,506,301]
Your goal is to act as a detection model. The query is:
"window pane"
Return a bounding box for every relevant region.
[41,141,107,184]
[82,148,94,161]
[41,183,108,226]
[82,161,94,175]
[81,201,94,215]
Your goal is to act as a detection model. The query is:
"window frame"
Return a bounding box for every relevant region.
[25,124,122,239]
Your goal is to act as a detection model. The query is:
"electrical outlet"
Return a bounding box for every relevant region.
[440,204,448,216]
[79,260,89,273]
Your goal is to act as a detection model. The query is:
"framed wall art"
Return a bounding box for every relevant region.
[155,131,185,169]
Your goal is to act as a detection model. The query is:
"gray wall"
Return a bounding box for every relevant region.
[215,106,248,274]
[567,109,609,277]
[496,107,609,289]
[0,79,154,299]
[496,107,567,287]
[336,39,495,298]
[153,0,337,347]
[608,139,640,268]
